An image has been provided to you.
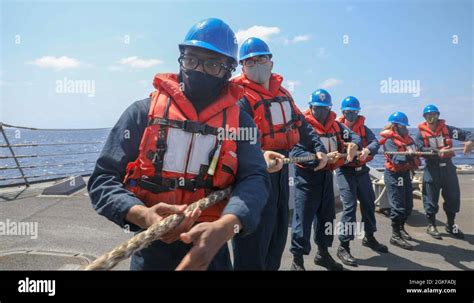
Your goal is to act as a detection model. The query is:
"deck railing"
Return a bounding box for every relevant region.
[0,122,109,188]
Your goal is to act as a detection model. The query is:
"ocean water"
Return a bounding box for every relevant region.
[0,128,108,186]
[1,127,473,187]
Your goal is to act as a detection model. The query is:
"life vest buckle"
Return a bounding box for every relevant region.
[183,120,209,135]
[139,176,178,193]
[188,179,198,192]
[165,178,178,190]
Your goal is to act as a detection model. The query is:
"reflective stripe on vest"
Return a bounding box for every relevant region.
[163,128,217,175]
[320,135,339,153]
[418,120,454,158]
[268,98,293,126]
[428,135,446,149]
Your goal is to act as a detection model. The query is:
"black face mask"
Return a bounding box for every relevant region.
[344,111,358,122]
[179,69,228,112]
[397,125,409,137]
[312,107,330,124]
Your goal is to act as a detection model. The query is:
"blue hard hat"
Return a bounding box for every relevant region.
[388,112,410,127]
[179,18,238,63]
[341,96,361,111]
[309,89,332,107]
[239,37,272,62]
[423,104,440,116]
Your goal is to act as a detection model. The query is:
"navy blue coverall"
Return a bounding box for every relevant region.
[414,126,473,218]
[232,98,326,270]
[88,97,270,270]
[382,139,417,221]
[290,122,361,256]
[336,125,380,243]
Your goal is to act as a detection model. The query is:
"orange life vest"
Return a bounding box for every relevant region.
[379,128,420,172]
[123,73,241,223]
[231,73,301,151]
[418,119,454,159]
[337,115,374,167]
[302,110,345,171]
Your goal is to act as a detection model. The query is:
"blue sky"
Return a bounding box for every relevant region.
[1,0,472,128]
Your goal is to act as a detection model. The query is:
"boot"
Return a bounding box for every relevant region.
[362,234,388,253]
[390,220,413,250]
[426,215,442,240]
[445,212,464,239]
[314,247,343,271]
[400,219,413,241]
[336,241,357,267]
[290,254,305,271]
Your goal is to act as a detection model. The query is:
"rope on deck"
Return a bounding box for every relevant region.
[83,187,232,271]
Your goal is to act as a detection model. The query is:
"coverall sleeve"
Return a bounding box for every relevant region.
[222,110,270,236]
[447,125,474,142]
[87,98,150,232]
[364,126,381,156]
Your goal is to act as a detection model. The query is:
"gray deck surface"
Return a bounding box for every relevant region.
[1,174,472,271]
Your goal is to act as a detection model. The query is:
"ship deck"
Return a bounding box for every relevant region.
[0,175,473,271]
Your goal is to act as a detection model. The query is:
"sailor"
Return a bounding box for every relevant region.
[231,37,327,270]
[335,96,388,267]
[379,112,420,251]
[290,89,361,271]
[87,18,270,270]
[415,104,473,239]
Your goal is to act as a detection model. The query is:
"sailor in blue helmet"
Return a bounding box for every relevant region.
[415,104,473,239]
[379,112,420,251]
[231,37,327,270]
[290,89,362,271]
[335,96,388,267]
[88,18,270,270]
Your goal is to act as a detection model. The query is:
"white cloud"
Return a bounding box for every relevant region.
[118,56,163,69]
[283,35,311,45]
[28,56,81,71]
[292,35,310,43]
[320,78,342,88]
[235,26,280,44]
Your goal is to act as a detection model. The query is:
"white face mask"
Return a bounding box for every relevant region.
[244,61,273,84]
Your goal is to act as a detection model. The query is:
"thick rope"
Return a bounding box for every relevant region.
[267,154,318,169]
[84,187,232,271]
[267,151,362,169]
[384,147,465,156]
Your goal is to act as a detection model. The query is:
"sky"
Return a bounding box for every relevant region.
[1,0,472,128]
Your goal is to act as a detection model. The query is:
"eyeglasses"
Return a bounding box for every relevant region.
[312,106,331,110]
[242,55,270,67]
[178,55,235,76]
[343,110,360,115]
